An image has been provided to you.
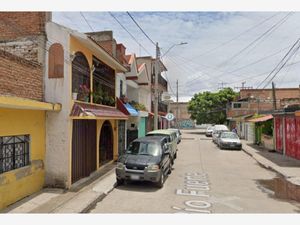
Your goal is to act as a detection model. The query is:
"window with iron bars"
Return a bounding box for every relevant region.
[0,135,30,174]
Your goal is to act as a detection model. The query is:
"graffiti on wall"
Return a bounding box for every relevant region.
[178,119,195,129]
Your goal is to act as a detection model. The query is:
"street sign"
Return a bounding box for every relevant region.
[165,113,175,121]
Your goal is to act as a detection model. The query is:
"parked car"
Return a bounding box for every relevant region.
[116,136,172,188]
[168,128,182,144]
[212,125,229,143]
[146,129,178,163]
[218,131,242,150]
[205,126,215,137]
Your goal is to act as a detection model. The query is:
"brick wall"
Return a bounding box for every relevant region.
[0,12,50,40]
[0,50,43,101]
[0,37,39,62]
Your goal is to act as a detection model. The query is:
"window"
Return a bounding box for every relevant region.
[48,43,64,78]
[72,52,90,94]
[120,80,123,97]
[0,135,30,174]
[233,103,242,108]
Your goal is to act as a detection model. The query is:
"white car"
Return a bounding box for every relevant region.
[205,126,215,137]
[218,132,242,150]
[212,125,229,143]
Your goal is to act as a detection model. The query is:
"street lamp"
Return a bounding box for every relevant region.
[154,42,188,130]
[161,42,188,58]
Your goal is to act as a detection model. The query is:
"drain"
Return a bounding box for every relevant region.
[182,138,195,140]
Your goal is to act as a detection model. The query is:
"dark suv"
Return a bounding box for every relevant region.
[116,136,172,188]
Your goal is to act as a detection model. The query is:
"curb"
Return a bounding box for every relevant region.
[81,183,117,213]
[242,146,288,178]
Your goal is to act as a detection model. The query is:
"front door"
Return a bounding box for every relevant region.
[99,121,114,166]
[72,120,97,184]
[118,120,126,156]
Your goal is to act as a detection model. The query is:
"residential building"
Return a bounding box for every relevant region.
[44,22,128,187]
[227,87,300,142]
[136,56,168,130]
[0,12,60,209]
[273,105,300,159]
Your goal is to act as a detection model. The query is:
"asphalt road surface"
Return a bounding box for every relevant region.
[90,129,300,213]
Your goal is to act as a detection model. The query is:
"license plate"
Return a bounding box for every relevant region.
[131,175,140,180]
[230,144,235,147]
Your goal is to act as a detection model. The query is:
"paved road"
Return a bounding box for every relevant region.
[90,129,300,213]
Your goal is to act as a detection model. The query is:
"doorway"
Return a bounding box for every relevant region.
[99,120,114,166]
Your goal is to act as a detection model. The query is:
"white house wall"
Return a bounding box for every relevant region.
[44,22,72,188]
[116,73,127,98]
[138,87,151,112]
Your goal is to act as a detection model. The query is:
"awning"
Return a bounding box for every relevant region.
[70,102,128,120]
[247,114,273,123]
[0,95,61,111]
[116,98,139,117]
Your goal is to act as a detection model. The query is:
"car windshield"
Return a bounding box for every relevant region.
[126,142,161,156]
[221,132,239,139]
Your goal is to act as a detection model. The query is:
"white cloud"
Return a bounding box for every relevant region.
[53,11,300,101]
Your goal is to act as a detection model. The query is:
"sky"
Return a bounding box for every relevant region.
[53,12,300,102]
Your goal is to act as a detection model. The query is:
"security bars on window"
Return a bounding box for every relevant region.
[0,135,30,174]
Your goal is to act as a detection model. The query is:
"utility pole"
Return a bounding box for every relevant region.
[176,79,179,128]
[154,42,160,130]
[272,82,277,110]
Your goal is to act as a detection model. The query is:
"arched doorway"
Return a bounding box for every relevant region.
[99,120,114,165]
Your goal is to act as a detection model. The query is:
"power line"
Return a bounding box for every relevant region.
[256,38,300,88]
[217,12,294,69]
[79,12,95,32]
[262,40,300,88]
[108,12,152,56]
[126,12,156,46]
[192,12,281,59]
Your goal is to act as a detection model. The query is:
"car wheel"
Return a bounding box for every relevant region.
[156,170,164,188]
[168,163,172,175]
[116,178,124,186]
[174,152,177,159]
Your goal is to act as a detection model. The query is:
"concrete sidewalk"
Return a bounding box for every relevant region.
[242,140,300,186]
[1,166,116,213]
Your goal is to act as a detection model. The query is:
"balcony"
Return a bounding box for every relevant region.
[151,73,168,91]
[151,102,168,113]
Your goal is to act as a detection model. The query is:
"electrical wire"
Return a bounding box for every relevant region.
[126,12,156,46]
[79,12,94,32]
[192,12,281,59]
[217,12,294,69]
[108,12,152,56]
[256,38,300,88]
[262,41,300,88]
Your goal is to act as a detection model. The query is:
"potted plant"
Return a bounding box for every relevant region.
[92,85,104,104]
[78,84,90,102]
[72,88,78,100]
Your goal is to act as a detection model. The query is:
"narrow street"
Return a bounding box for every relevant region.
[90,129,300,213]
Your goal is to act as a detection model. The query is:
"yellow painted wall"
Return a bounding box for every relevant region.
[0,108,45,210]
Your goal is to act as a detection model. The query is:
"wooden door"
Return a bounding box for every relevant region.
[72,120,97,184]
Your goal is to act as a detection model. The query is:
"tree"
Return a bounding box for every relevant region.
[188,88,237,124]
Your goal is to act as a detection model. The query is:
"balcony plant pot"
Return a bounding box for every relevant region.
[72,92,78,100]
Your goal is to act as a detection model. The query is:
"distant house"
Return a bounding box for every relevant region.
[169,102,194,128]
[227,87,300,144]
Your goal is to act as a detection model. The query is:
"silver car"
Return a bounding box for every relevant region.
[205,126,215,137]
[168,128,182,144]
[218,132,242,150]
